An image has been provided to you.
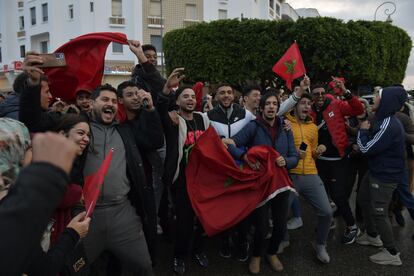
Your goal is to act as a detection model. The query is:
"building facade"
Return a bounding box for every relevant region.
[0,0,318,92]
[0,0,143,92]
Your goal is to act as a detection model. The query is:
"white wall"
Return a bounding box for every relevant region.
[0,0,144,68]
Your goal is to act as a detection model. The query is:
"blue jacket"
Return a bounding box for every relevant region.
[0,92,20,120]
[357,86,407,183]
[228,117,299,170]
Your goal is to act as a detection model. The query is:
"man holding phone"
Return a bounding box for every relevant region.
[286,91,333,263]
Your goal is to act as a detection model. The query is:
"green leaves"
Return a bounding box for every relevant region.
[163,17,412,90]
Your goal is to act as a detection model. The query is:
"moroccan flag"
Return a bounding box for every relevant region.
[186,127,294,236]
[44,32,128,102]
[272,42,306,91]
[83,149,114,217]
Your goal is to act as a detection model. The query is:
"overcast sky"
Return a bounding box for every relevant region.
[288,0,414,89]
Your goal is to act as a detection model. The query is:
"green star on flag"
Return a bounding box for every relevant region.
[272,42,306,91]
[284,59,297,74]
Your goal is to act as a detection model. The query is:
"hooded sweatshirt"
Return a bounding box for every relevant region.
[357,86,407,183]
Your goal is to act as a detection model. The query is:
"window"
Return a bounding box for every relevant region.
[0,47,2,63]
[30,7,36,25]
[90,2,94,12]
[112,42,123,53]
[19,16,25,30]
[112,0,122,17]
[150,35,162,53]
[42,3,48,22]
[269,0,274,9]
[218,9,227,19]
[275,3,280,16]
[40,41,48,53]
[20,45,26,58]
[68,5,74,19]
[185,4,197,20]
[149,0,161,16]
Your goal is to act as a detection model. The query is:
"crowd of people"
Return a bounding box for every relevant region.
[0,39,413,276]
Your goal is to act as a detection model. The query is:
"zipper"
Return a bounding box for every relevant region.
[299,122,305,175]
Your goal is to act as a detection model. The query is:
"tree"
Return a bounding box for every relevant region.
[163,17,412,90]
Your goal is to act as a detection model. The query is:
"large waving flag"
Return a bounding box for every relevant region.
[44,32,128,101]
[272,42,306,91]
[186,127,294,236]
[83,149,114,217]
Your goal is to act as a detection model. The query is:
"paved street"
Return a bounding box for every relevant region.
[154,199,414,276]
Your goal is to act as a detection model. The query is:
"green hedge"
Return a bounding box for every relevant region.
[163,17,412,90]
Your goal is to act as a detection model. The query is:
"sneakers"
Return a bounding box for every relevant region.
[248,256,261,274]
[342,226,360,244]
[266,254,284,272]
[193,253,209,268]
[236,242,249,262]
[369,248,402,266]
[173,258,185,275]
[277,240,290,254]
[314,244,330,264]
[356,232,383,247]
[287,217,303,230]
[219,239,231,258]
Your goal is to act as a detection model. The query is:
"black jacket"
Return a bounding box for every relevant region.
[117,110,164,262]
[25,228,80,276]
[131,61,166,103]
[0,163,69,276]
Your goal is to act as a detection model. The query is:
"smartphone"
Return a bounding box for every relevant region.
[37,53,66,68]
[299,142,308,151]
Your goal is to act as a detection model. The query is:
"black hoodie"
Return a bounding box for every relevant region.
[357,86,407,182]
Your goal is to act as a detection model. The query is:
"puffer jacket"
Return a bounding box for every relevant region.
[286,112,318,174]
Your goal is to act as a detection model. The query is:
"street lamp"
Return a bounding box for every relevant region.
[374,1,396,23]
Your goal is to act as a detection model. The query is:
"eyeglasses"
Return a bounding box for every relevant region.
[312,92,326,97]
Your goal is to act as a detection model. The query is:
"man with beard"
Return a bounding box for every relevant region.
[309,78,364,245]
[169,86,210,275]
[80,83,163,275]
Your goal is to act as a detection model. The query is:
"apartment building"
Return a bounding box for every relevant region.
[0,0,143,92]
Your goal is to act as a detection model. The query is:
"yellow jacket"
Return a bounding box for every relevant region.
[286,112,318,175]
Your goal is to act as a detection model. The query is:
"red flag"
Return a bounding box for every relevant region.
[83,149,114,217]
[328,77,346,96]
[44,32,128,102]
[192,82,204,111]
[272,42,306,91]
[186,127,294,236]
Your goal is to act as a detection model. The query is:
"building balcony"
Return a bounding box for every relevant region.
[17,31,26,39]
[18,1,24,9]
[183,19,200,28]
[109,17,125,26]
[147,16,164,28]
[269,7,275,18]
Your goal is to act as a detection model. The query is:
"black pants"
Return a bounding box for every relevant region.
[171,184,206,259]
[317,158,355,226]
[252,191,290,257]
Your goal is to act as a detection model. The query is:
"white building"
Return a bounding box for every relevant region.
[295,8,320,18]
[0,0,143,91]
[204,0,285,22]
